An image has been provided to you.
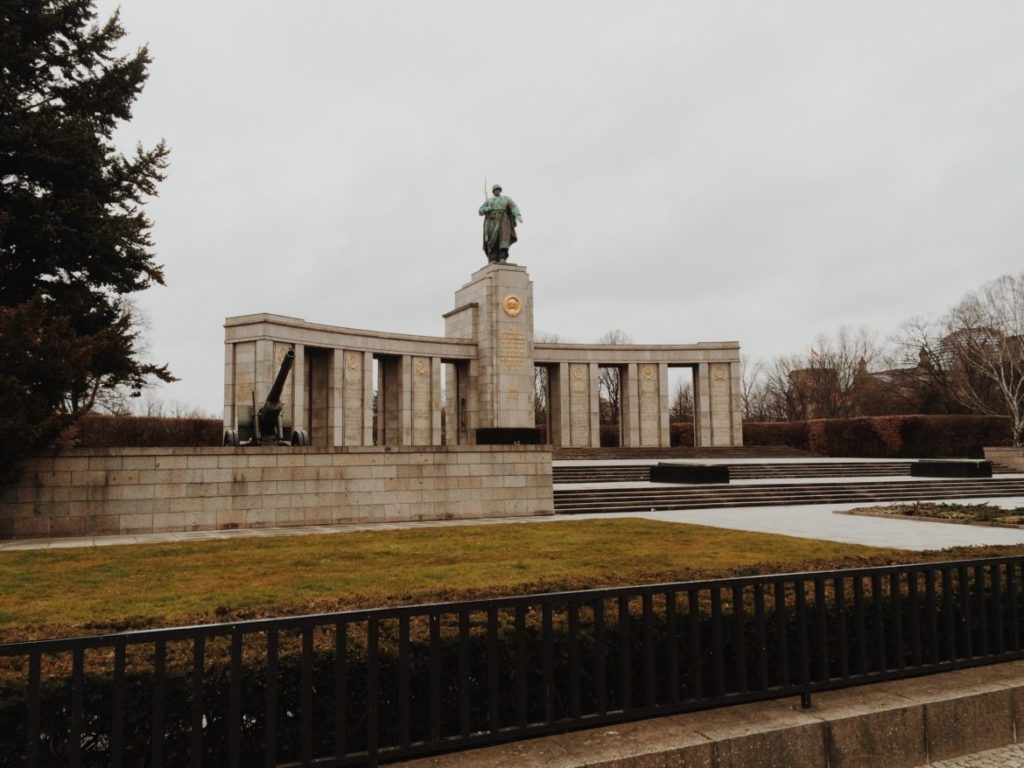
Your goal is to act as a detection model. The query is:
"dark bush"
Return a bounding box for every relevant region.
[742,415,1012,458]
[68,415,223,448]
[670,422,694,447]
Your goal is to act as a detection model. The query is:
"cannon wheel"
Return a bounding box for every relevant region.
[223,430,240,446]
[291,429,310,447]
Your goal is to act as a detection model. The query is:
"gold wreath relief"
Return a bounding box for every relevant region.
[641,366,655,381]
[572,366,585,380]
[502,294,523,317]
[346,353,359,370]
[415,359,427,376]
[713,367,727,381]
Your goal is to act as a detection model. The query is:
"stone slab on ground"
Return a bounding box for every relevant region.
[930,743,1024,766]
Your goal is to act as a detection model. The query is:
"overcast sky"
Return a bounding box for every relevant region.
[95,1,1024,414]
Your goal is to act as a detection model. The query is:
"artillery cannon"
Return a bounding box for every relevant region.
[224,349,311,446]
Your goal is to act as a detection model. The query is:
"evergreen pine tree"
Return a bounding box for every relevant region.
[0,0,172,479]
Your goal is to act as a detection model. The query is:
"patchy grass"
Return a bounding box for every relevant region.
[0,517,1004,642]
[846,502,1024,526]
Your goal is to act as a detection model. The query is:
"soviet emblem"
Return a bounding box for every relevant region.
[641,366,655,381]
[346,353,359,370]
[572,366,585,380]
[713,367,727,381]
[415,359,428,376]
[502,294,523,317]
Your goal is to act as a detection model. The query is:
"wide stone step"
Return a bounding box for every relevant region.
[554,478,1024,514]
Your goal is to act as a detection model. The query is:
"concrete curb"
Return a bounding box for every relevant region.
[395,661,1024,768]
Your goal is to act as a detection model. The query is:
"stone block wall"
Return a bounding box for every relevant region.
[0,446,554,540]
[985,447,1024,471]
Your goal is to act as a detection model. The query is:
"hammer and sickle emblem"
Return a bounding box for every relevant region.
[346,353,359,370]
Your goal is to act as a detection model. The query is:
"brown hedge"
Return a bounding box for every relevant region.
[742,415,1013,458]
[66,415,223,448]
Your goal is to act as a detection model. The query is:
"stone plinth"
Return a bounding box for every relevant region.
[445,264,535,437]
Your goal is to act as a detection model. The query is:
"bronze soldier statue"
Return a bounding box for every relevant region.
[479,184,522,263]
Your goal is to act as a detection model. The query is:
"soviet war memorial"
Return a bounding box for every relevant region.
[7,4,1024,768]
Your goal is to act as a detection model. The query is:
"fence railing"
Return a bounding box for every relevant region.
[3,555,1024,766]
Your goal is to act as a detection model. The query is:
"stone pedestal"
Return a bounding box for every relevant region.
[445,264,535,437]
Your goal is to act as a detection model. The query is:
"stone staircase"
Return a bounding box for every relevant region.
[551,446,814,461]
[554,477,1024,515]
[553,461,1024,485]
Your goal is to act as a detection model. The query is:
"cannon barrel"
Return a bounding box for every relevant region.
[265,349,295,406]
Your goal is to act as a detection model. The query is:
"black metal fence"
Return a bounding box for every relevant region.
[3,555,1024,766]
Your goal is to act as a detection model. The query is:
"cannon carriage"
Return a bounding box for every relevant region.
[224,349,310,446]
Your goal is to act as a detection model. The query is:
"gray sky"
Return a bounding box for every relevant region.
[96,1,1024,414]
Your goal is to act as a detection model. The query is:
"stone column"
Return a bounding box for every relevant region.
[291,343,305,434]
[361,351,374,446]
[552,363,570,447]
[589,362,601,448]
[341,349,367,446]
[637,363,660,447]
[621,363,639,447]
[223,342,235,427]
[730,360,744,446]
[328,349,344,447]
[658,363,671,448]
[708,361,735,447]
[399,354,413,446]
[568,363,590,446]
[410,355,433,445]
[695,362,712,448]
[431,357,443,446]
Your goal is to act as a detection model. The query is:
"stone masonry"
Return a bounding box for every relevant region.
[0,445,554,540]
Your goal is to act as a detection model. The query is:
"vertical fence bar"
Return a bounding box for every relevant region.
[835,577,849,679]
[229,630,243,768]
[301,624,313,766]
[908,569,922,667]
[732,585,748,694]
[400,615,411,748]
[111,639,125,768]
[774,580,789,689]
[993,564,1005,655]
[515,604,528,727]
[569,601,581,718]
[795,579,810,701]
[594,598,607,715]
[265,629,278,768]
[70,646,84,768]
[754,583,768,689]
[429,612,441,742]
[976,564,989,657]
[488,607,501,731]
[814,576,829,681]
[1009,563,1020,651]
[688,588,703,700]
[459,609,471,737]
[543,603,555,722]
[871,574,886,673]
[925,569,939,664]
[890,572,905,671]
[666,591,680,704]
[191,635,205,768]
[853,576,867,675]
[642,594,656,706]
[367,617,380,761]
[26,649,40,768]
[334,621,347,760]
[618,596,632,711]
[710,587,724,698]
[959,565,973,659]
[941,568,955,662]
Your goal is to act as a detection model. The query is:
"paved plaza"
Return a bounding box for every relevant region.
[930,743,1024,767]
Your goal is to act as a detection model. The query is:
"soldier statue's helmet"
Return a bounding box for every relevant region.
[492,184,502,193]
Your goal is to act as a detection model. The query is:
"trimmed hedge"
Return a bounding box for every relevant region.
[66,415,223,448]
[743,415,1013,458]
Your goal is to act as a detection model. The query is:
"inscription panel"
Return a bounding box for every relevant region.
[499,330,526,367]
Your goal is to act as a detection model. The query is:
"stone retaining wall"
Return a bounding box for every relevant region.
[0,446,553,539]
[986,446,1024,471]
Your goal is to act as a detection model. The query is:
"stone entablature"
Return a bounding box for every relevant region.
[0,446,553,540]
[224,263,744,450]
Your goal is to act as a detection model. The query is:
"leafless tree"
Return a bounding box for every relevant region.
[669,380,694,422]
[940,274,1024,445]
[596,329,631,423]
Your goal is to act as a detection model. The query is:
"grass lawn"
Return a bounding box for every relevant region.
[0,517,1008,642]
